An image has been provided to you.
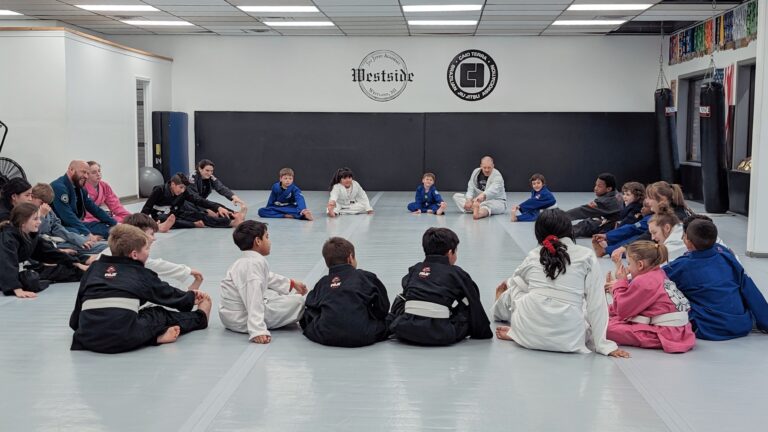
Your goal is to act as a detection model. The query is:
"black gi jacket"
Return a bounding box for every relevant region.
[389,255,493,346]
[140,183,222,219]
[69,255,196,353]
[300,264,390,347]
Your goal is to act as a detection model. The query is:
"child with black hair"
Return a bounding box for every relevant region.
[663,219,768,340]
[607,241,695,353]
[0,177,33,222]
[388,227,492,346]
[564,173,621,222]
[493,208,629,357]
[219,221,308,344]
[327,167,373,217]
[300,237,390,347]
[141,172,245,231]
[573,181,644,237]
[510,173,556,222]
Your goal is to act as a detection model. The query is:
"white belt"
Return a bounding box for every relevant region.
[531,287,583,306]
[630,311,689,327]
[404,298,468,319]
[82,297,140,312]
[273,201,293,207]
[153,205,171,213]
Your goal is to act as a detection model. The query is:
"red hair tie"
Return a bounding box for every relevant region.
[542,235,558,254]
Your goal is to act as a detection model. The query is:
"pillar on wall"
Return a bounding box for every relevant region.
[746,0,768,256]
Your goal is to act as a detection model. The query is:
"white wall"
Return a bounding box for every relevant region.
[0,30,171,197]
[0,32,68,189]
[114,35,660,171]
[63,33,172,196]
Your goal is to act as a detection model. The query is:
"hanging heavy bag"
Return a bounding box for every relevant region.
[654,88,680,183]
[699,81,729,213]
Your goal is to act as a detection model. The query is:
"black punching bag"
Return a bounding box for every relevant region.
[654,88,680,183]
[699,82,729,213]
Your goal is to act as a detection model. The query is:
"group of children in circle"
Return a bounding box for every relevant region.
[1,158,767,355]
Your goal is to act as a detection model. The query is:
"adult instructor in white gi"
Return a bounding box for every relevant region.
[453,156,507,220]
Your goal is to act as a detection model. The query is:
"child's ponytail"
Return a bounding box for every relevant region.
[539,234,571,280]
[329,167,354,190]
[626,240,668,269]
[534,209,573,280]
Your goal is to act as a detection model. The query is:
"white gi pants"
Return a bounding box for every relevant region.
[264,290,305,329]
[452,193,507,215]
[330,202,369,215]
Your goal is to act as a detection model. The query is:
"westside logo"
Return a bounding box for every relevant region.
[352,50,413,102]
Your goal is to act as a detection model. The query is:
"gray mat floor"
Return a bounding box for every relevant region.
[1,191,766,432]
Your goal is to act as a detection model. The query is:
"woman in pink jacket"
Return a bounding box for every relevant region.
[83,161,131,223]
[607,240,695,353]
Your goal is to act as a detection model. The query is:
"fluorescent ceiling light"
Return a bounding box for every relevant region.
[122,20,194,26]
[403,5,483,12]
[552,20,626,26]
[409,20,478,26]
[567,4,652,11]
[76,5,159,12]
[239,6,319,13]
[263,21,335,27]
[0,10,22,15]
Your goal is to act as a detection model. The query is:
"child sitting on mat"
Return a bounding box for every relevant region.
[327,167,373,217]
[258,167,313,221]
[407,172,447,215]
[510,173,556,222]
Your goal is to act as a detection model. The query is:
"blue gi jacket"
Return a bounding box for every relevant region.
[413,185,444,209]
[664,245,768,340]
[266,183,306,211]
[519,187,556,213]
[50,174,116,236]
[606,214,650,244]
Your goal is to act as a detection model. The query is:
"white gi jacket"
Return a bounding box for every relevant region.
[493,238,618,355]
[465,168,506,202]
[219,250,292,339]
[98,248,191,284]
[329,181,373,212]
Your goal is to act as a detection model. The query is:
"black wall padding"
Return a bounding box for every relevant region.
[654,88,680,183]
[699,82,729,213]
[423,113,659,192]
[195,111,659,192]
[194,112,424,190]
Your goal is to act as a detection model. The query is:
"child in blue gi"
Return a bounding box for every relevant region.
[510,173,556,222]
[407,172,446,215]
[257,168,313,221]
[664,218,768,340]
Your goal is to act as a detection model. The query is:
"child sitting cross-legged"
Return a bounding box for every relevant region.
[69,224,211,353]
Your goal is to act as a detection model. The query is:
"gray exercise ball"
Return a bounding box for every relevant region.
[139,166,164,198]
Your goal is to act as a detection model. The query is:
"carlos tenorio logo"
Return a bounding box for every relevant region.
[447,49,498,101]
[352,50,413,102]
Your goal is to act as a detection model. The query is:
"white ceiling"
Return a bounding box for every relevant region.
[0,0,742,36]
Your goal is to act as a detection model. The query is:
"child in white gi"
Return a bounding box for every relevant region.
[327,167,373,217]
[219,221,308,344]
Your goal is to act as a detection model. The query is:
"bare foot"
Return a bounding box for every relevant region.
[230,212,245,227]
[197,297,212,320]
[510,213,518,222]
[592,240,606,257]
[239,206,248,219]
[412,209,421,214]
[158,214,176,233]
[193,220,205,228]
[302,210,314,221]
[427,210,434,214]
[495,326,514,341]
[283,214,295,219]
[157,326,181,344]
[436,202,447,215]
[472,204,488,220]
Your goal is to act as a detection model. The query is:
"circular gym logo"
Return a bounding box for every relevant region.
[447,50,498,101]
[352,50,413,102]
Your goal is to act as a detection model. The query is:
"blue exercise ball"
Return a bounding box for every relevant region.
[139,166,164,198]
